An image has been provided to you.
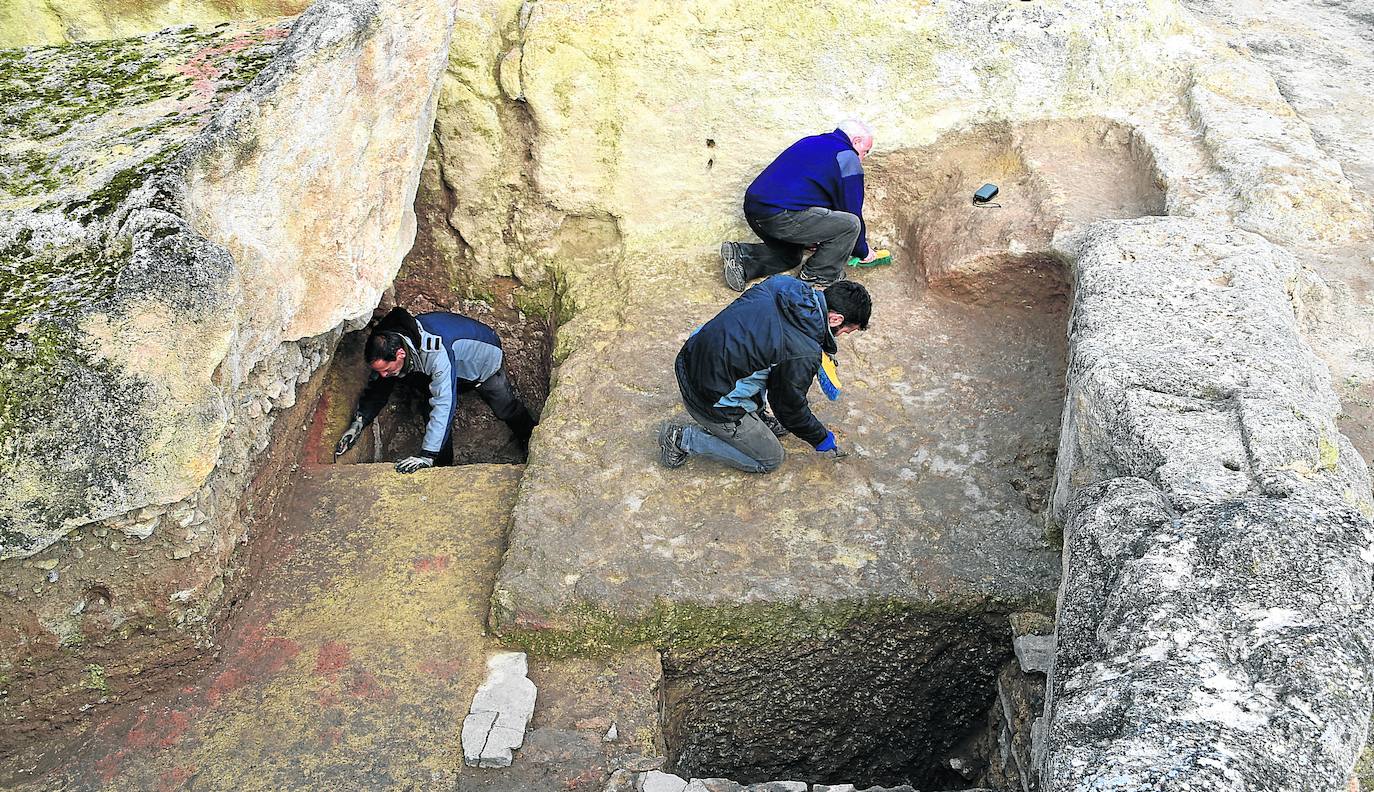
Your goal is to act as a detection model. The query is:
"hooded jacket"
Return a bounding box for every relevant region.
[357,307,503,455]
[675,275,836,447]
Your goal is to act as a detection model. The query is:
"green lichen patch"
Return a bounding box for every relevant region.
[0,232,120,343]
[495,596,1015,659]
[1,19,292,210]
[81,664,109,693]
[0,316,151,559]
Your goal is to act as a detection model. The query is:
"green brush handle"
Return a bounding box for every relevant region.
[847,250,893,268]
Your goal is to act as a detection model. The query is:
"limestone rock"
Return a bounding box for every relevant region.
[0,0,458,749]
[1,0,458,560]
[1041,216,1374,790]
[639,770,689,792]
[0,0,311,48]
[1011,634,1054,675]
[686,780,744,792]
[462,651,537,768]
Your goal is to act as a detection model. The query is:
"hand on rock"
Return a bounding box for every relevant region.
[335,416,364,457]
[396,455,435,474]
[814,430,849,460]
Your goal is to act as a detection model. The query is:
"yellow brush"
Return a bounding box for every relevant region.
[847,249,892,268]
[818,352,842,400]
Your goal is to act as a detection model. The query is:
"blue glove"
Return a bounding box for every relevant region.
[814,431,837,453]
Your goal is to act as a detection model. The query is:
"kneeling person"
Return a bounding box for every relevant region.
[335,307,537,473]
[660,276,871,472]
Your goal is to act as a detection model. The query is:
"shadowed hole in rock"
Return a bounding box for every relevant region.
[314,279,555,466]
[661,613,1013,789]
[659,118,1166,790]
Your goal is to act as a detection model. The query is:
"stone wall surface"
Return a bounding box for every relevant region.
[1041,217,1374,790]
[0,0,457,749]
[431,0,1368,335]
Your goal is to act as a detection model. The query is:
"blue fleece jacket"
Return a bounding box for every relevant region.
[742,129,870,259]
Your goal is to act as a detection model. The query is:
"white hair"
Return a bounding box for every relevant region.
[837,118,874,141]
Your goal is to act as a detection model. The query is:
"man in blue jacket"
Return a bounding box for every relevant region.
[721,119,880,291]
[659,276,872,473]
[334,307,537,473]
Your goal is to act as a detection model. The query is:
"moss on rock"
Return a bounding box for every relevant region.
[495,595,1029,659]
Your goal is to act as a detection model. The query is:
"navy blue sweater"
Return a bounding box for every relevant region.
[743,129,870,259]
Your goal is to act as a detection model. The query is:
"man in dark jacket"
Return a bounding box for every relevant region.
[721,119,880,291]
[334,307,537,473]
[659,276,872,473]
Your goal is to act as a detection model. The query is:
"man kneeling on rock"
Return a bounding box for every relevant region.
[335,307,537,473]
[659,276,871,472]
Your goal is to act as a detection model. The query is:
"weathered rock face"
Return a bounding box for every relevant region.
[1041,217,1374,790]
[0,0,456,748]
[0,0,311,48]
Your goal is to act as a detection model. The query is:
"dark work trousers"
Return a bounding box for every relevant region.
[737,206,861,285]
[679,401,784,474]
[471,368,537,448]
[370,367,537,466]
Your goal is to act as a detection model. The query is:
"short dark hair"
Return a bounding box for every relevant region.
[365,331,406,363]
[824,280,872,331]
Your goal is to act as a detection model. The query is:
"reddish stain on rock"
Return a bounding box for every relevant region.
[418,657,464,681]
[206,624,300,705]
[412,555,452,573]
[157,765,197,792]
[94,749,129,784]
[314,641,351,676]
[125,706,194,750]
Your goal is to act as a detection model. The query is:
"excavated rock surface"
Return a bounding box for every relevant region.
[492,259,1065,645]
[0,0,456,750]
[7,0,1374,787]
[1041,217,1374,790]
[2,464,665,791]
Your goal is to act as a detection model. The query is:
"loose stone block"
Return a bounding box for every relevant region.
[640,770,689,792]
[463,651,538,768]
[686,779,745,792]
[1011,634,1054,674]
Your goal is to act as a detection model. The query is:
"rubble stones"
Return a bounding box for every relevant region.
[605,775,991,792]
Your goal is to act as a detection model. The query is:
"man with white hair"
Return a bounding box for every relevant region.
[720,118,880,291]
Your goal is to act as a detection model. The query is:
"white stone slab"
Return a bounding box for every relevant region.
[640,770,689,792]
[462,651,538,767]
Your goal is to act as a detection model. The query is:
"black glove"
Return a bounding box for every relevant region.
[335,416,364,457]
[396,453,436,474]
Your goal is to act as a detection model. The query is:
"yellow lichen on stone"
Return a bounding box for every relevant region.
[119,466,519,789]
[0,0,310,48]
[1318,434,1340,472]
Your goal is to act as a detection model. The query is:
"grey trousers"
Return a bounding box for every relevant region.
[737,206,861,284]
[680,402,785,474]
